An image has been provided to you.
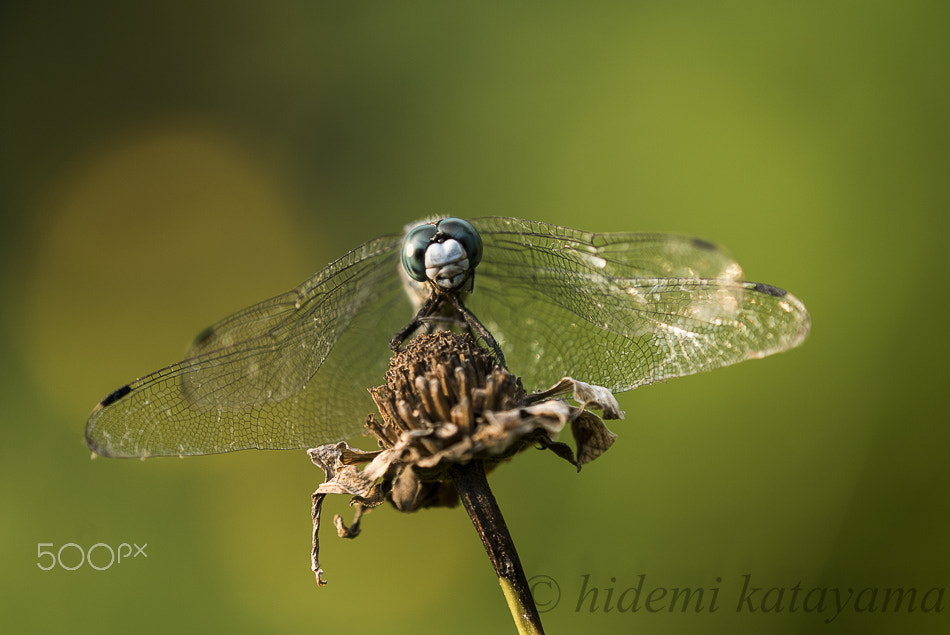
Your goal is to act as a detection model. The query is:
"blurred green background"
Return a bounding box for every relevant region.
[2,2,947,633]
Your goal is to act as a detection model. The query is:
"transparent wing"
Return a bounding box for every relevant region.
[86,216,811,458]
[467,217,810,393]
[85,233,410,458]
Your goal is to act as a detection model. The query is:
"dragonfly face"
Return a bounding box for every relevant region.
[85,216,810,459]
[401,217,483,291]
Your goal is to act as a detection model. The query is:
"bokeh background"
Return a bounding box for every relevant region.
[2,2,947,633]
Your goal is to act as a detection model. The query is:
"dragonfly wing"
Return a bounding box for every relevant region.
[85,233,410,458]
[470,217,743,280]
[468,217,810,393]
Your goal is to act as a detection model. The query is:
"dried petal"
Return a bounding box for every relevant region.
[389,466,418,510]
[527,377,625,420]
[571,411,618,466]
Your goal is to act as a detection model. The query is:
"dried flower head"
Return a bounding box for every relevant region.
[308,330,623,585]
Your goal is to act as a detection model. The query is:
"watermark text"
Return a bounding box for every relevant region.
[528,573,945,623]
[36,542,148,571]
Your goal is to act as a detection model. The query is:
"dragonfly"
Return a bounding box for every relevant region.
[85,216,810,459]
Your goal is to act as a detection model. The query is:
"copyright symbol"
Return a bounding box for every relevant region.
[528,574,560,612]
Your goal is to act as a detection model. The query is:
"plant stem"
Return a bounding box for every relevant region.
[449,460,544,635]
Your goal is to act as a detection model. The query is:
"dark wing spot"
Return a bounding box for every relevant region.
[100,384,132,407]
[692,237,717,251]
[751,282,788,298]
[191,325,215,349]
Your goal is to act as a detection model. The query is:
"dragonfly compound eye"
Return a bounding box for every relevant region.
[436,217,483,268]
[402,223,438,282]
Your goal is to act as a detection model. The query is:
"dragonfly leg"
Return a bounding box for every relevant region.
[390,318,422,352]
[392,293,505,368]
[452,296,507,368]
[390,294,440,351]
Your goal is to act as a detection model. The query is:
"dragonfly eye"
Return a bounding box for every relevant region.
[402,223,438,282]
[436,217,482,268]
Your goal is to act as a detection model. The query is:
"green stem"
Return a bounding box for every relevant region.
[449,460,544,635]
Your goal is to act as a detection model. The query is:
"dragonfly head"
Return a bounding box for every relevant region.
[402,217,483,292]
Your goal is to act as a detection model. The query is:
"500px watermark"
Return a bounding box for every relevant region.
[528,574,946,623]
[36,542,148,571]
